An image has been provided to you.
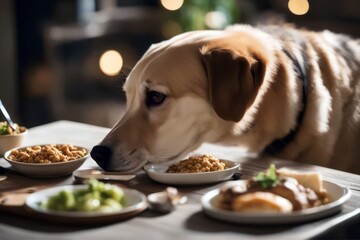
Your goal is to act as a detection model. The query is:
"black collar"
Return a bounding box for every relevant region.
[263,49,308,155]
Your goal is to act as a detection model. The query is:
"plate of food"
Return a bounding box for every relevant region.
[201,165,351,224]
[143,154,240,185]
[25,179,148,223]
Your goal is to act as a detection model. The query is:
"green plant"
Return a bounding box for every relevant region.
[175,0,240,31]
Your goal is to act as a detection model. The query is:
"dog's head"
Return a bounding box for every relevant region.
[91,28,269,172]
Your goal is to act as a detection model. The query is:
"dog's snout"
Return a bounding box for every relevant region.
[90,145,112,170]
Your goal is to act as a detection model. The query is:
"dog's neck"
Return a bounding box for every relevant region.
[262,48,309,155]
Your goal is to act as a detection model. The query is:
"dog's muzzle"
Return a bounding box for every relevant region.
[90,145,112,170]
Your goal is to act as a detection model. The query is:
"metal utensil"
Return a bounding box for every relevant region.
[0,100,16,131]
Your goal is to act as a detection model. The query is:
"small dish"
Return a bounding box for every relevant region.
[201,180,351,225]
[3,144,89,178]
[147,187,188,213]
[73,169,136,182]
[25,185,148,224]
[143,159,240,185]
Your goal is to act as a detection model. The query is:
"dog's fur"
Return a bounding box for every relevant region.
[96,24,360,174]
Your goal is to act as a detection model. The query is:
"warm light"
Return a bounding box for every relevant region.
[160,0,184,11]
[205,11,227,29]
[99,50,123,76]
[288,0,309,15]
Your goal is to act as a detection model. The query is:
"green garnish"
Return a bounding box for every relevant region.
[254,164,280,188]
[0,124,9,135]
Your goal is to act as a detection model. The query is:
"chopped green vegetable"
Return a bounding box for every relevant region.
[254,164,280,189]
[0,121,26,135]
[0,124,9,135]
[40,178,125,212]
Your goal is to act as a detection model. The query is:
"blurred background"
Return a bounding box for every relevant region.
[0,0,359,128]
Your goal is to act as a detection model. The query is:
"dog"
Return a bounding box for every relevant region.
[91,24,360,174]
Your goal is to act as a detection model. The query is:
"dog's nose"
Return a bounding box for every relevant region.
[90,145,112,170]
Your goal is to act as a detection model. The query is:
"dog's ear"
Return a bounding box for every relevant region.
[201,48,265,122]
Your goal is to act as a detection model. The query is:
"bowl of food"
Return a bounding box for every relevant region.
[3,144,89,178]
[0,121,28,156]
[144,154,241,185]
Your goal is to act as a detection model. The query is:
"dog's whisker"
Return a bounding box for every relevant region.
[120,65,132,77]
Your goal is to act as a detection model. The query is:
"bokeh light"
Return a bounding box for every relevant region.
[99,50,123,76]
[205,11,227,29]
[160,0,184,11]
[288,0,309,15]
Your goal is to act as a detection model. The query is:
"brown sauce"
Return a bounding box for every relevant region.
[219,177,328,211]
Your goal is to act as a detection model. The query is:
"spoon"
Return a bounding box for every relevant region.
[0,100,16,131]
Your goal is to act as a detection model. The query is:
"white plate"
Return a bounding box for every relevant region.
[25,185,148,223]
[144,159,240,185]
[201,180,351,225]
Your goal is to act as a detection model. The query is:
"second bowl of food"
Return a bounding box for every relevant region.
[3,144,89,178]
[144,154,241,185]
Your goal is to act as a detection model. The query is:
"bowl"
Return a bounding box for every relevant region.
[0,129,28,156]
[144,159,240,185]
[3,144,89,178]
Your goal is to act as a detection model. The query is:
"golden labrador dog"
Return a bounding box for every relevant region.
[91,24,360,174]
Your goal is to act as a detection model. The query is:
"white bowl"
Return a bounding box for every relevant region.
[0,129,28,156]
[144,159,240,185]
[3,144,89,178]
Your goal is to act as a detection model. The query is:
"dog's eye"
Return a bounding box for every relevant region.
[146,91,166,107]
